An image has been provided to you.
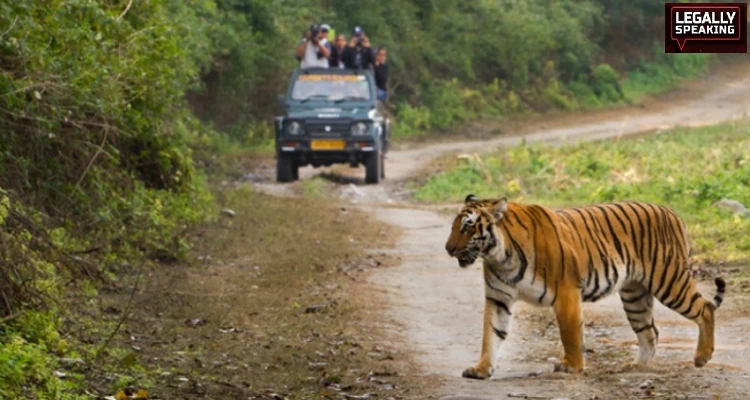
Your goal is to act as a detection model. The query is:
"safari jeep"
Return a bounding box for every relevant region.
[274,67,391,184]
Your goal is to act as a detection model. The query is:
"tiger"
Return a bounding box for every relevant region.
[444,194,726,380]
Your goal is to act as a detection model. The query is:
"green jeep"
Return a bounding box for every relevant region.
[274,67,391,184]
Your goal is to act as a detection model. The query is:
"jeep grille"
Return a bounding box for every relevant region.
[306,120,351,137]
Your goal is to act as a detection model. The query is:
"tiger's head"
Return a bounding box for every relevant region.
[445,194,509,268]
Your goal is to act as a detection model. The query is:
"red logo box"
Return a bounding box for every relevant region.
[665,2,747,53]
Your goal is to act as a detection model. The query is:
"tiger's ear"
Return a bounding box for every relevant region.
[491,197,508,220]
[465,194,480,204]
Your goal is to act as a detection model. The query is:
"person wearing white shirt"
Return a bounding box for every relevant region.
[296,24,331,69]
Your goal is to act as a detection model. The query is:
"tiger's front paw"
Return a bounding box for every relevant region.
[461,365,492,380]
[694,352,712,368]
[553,359,583,373]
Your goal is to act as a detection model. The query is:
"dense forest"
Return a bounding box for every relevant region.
[0,0,720,398]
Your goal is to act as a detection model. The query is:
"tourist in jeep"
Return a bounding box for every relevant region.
[374,47,389,101]
[341,26,375,70]
[329,33,348,69]
[296,24,331,69]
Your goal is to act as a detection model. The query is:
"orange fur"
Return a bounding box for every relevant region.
[445,195,726,379]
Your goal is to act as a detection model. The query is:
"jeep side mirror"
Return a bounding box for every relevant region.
[277,95,286,107]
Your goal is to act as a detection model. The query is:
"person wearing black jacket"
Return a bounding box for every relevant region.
[373,47,389,102]
[341,26,375,70]
[328,33,347,68]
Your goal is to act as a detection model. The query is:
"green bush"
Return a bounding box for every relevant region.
[0,1,213,263]
[622,48,714,102]
[0,312,87,400]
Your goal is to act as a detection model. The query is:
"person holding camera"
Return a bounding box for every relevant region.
[296,24,331,69]
[341,26,375,70]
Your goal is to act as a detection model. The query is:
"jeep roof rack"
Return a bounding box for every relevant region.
[299,67,371,75]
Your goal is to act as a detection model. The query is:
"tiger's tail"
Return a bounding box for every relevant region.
[712,277,726,309]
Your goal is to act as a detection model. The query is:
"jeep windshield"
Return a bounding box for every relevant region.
[291,73,372,102]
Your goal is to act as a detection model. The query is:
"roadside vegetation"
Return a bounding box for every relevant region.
[1,3,212,399]
[0,0,739,398]
[413,121,750,265]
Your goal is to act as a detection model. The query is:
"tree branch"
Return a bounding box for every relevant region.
[118,0,133,20]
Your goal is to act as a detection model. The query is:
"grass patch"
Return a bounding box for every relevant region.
[98,186,429,399]
[622,52,714,104]
[300,177,329,199]
[413,121,750,264]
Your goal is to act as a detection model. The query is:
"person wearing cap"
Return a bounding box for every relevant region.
[318,23,336,67]
[341,26,375,70]
[319,23,332,47]
[296,23,331,69]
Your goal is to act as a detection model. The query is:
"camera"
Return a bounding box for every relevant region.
[353,26,365,47]
[309,24,320,40]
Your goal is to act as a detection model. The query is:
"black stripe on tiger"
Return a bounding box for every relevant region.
[621,289,649,304]
[665,270,693,310]
[483,270,513,298]
[518,207,540,286]
[507,235,528,284]
[610,203,639,279]
[486,296,512,315]
[492,327,507,340]
[531,206,567,282]
[594,205,626,263]
[633,323,655,333]
[714,277,726,308]
[571,210,603,301]
[623,306,648,314]
[631,202,656,265]
[681,292,703,319]
[656,252,682,304]
[623,202,648,266]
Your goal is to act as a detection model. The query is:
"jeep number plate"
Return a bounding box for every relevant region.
[310,139,346,150]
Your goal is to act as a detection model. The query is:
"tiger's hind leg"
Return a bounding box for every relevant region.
[620,282,658,365]
[657,275,725,368]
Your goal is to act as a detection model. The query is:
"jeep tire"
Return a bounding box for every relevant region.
[276,154,296,183]
[365,150,382,184]
[291,160,299,180]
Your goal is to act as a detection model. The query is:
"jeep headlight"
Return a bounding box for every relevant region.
[350,122,369,136]
[287,121,303,135]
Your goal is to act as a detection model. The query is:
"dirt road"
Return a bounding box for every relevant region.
[254,62,750,399]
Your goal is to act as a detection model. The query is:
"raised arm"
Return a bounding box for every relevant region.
[295,39,307,60]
